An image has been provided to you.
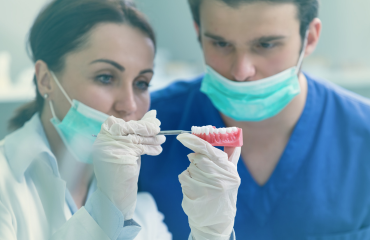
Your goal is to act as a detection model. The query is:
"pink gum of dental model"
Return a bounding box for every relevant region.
[191,126,243,147]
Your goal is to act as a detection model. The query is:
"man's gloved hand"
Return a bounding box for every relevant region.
[93,110,165,220]
[177,133,241,240]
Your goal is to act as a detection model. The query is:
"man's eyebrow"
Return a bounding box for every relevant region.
[90,59,125,71]
[251,36,286,43]
[204,32,286,44]
[204,32,227,41]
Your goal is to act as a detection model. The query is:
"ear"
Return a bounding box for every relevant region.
[304,18,322,57]
[193,21,200,36]
[194,21,203,44]
[35,60,55,99]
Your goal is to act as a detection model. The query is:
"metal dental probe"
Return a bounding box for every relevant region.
[156,130,192,135]
[92,130,191,138]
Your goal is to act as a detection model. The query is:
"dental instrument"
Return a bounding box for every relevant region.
[92,130,191,138]
[93,126,243,147]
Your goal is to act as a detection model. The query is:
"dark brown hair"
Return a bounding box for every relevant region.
[188,0,319,40]
[9,0,156,130]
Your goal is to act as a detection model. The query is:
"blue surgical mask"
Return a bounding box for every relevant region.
[48,72,109,164]
[201,34,308,122]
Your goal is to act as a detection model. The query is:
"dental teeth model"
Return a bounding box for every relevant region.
[191,125,243,147]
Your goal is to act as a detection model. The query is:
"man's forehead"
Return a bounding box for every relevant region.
[199,0,299,15]
[199,0,300,41]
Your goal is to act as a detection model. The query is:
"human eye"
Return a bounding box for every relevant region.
[134,80,150,91]
[213,41,231,49]
[260,42,275,49]
[255,41,277,50]
[95,74,113,85]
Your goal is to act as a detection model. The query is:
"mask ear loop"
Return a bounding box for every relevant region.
[50,72,74,106]
[295,30,310,75]
[43,94,55,118]
[47,72,74,121]
[43,93,58,120]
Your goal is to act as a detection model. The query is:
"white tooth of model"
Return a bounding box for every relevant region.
[220,128,226,134]
[205,127,210,135]
[196,127,201,134]
[202,126,207,134]
[214,128,219,134]
[209,127,214,134]
[208,125,213,133]
[191,126,195,133]
[232,127,238,132]
[226,128,232,133]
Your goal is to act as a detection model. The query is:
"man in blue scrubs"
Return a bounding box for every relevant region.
[139,0,370,239]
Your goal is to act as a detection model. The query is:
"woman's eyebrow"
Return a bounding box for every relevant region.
[139,69,154,75]
[90,59,125,71]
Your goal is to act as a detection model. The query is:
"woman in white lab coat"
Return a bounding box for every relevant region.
[0,0,241,239]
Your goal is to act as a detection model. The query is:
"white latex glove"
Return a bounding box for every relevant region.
[177,133,241,240]
[92,110,166,220]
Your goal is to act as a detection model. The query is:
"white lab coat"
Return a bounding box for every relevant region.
[0,114,172,240]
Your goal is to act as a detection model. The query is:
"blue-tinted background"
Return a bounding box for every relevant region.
[1,0,370,139]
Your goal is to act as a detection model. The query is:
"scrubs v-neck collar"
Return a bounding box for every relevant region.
[200,75,314,226]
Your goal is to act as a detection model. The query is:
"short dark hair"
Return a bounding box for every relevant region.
[188,0,319,40]
[9,0,156,130]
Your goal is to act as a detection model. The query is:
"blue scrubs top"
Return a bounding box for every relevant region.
[139,73,370,240]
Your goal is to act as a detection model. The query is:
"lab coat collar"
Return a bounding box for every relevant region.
[4,113,56,181]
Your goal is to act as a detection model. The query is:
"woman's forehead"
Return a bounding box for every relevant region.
[87,23,154,54]
[64,23,155,70]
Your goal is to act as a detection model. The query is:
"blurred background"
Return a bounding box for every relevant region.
[1,0,370,139]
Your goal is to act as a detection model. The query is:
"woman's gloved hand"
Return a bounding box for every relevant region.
[92,110,165,220]
[177,133,241,240]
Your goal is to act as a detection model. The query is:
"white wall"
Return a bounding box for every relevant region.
[313,0,370,65]
[0,0,49,82]
[136,0,204,66]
